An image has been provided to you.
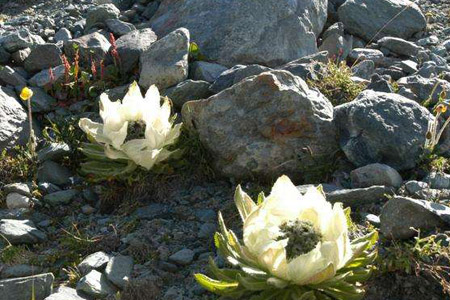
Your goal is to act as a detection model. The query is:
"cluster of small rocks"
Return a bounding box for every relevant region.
[0,0,450,299]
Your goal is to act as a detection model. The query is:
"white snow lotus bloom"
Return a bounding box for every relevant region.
[195,175,378,300]
[79,82,181,171]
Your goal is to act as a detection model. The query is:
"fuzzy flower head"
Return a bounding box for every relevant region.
[239,176,353,285]
[79,82,181,170]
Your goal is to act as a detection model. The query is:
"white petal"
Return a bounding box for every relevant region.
[287,245,327,285]
[260,175,304,222]
[121,81,145,121]
[104,145,129,160]
[99,93,122,122]
[144,84,161,112]
[78,118,112,145]
[258,242,289,280]
[104,120,128,149]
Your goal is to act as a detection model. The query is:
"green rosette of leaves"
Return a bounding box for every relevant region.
[195,175,378,300]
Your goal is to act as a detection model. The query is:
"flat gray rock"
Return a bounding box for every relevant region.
[76,270,116,298]
[169,249,194,265]
[189,61,227,83]
[0,273,54,300]
[3,183,31,197]
[105,19,136,36]
[6,193,30,209]
[210,64,272,93]
[326,186,394,208]
[380,196,450,239]
[338,0,426,41]
[0,264,42,279]
[0,66,27,87]
[350,163,403,188]
[43,190,78,206]
[377,36,422,57]
[164,80,212,110]
[37,142,70,162]
[104,255,133,289]
[139,28,189,90]
[78,251,111,275]
[0,219,47,245]
[37,160,72,186]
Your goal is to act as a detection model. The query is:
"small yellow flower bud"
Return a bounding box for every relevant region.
[20,87,33,101]
[435,104,447,114]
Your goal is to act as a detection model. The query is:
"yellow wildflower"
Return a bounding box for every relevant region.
[20,87,33,101]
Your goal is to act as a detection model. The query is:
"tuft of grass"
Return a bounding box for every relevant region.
[0,146,36,186]
[0,244,34,265]
[62,264,82,287]
[308,60,365,106]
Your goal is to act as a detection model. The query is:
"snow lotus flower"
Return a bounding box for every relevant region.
[79,82,181,171]
[195,175,378,299]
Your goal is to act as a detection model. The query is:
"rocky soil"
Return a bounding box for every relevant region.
[0,0,450,299]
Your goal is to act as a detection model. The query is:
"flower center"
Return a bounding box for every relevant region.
[125,121,146,142]
[276,220,322,260]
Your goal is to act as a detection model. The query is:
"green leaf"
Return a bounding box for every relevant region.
[250,289,286,300]
[79,143,110,161]
[237,274,271,291]
[297,290,316,300]
[343,251,377,270]
[344,207,353,228]
[208,257,242,282]
[79,160,137,180]
[194,274,239,295]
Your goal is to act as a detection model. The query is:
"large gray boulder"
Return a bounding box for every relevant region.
[116,29,157,75]
[150,0,327,67]
[85,4,121,32]
[0,87,30,152]
[77,270,116,298]
[380,196,450,239]
[24,44,62,73]
[78,251,111,275]
[338,0,426,42]
[334,91,433,171]
[64,32,111,66]
[104,255,133,289]
[0,273,54,300]
[1,29,45,53]
[139,28,189,90]
[182,70,338,180]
